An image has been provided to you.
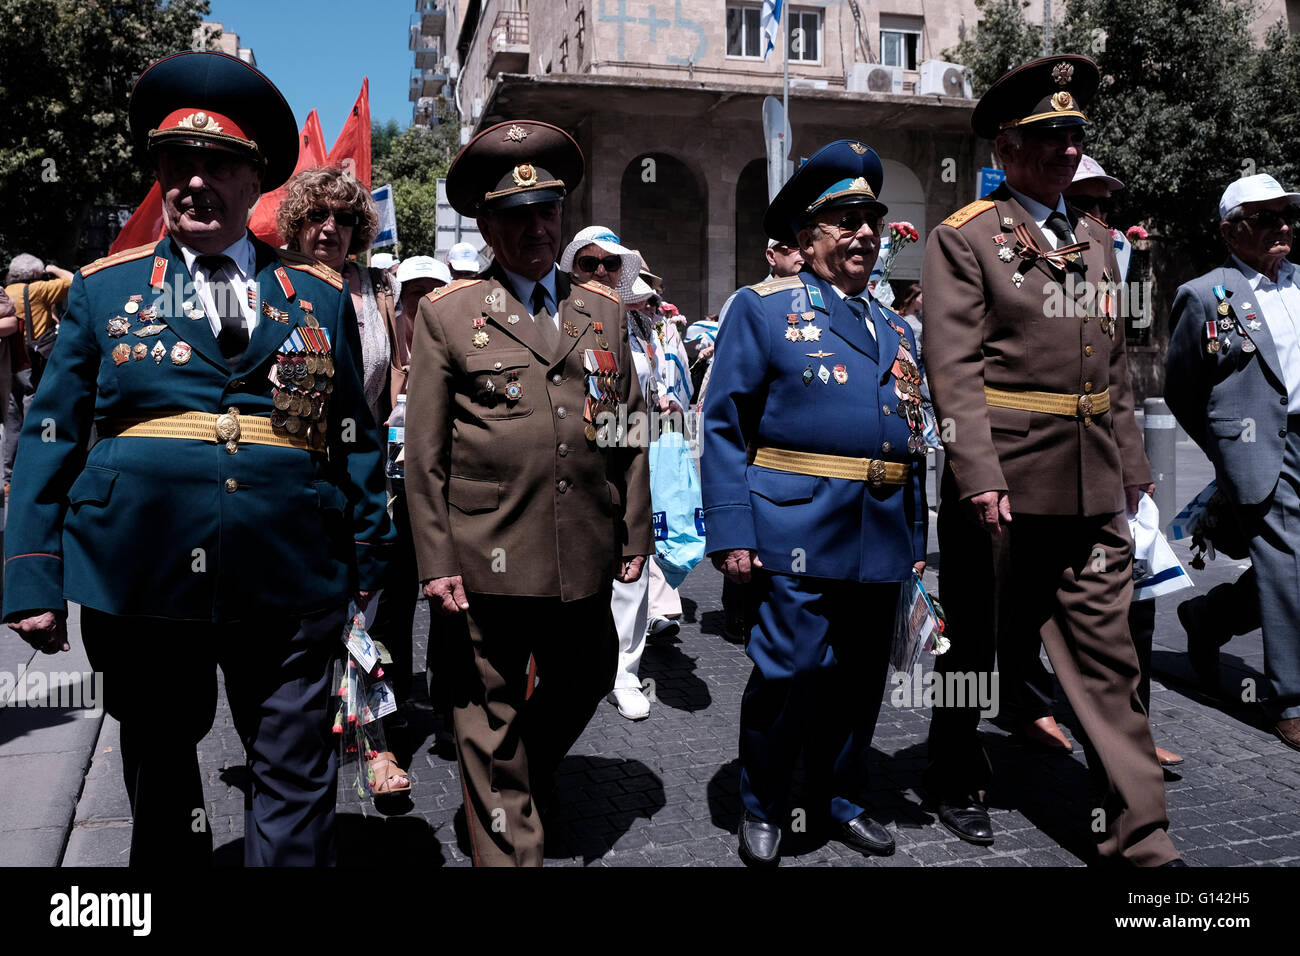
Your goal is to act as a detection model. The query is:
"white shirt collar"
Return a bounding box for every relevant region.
[1231,254,1294,289]
[175,232,256,280]
[1005,185,1069,227]
[501,264,558,309]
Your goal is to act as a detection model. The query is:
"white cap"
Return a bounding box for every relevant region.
[558,225,643,302]
[370,252,397,270]
[447,241,480,273]
[1071,154,1124,191]
[396,255,451,286]
[626,276,656,305]
[1220,174,1300,220]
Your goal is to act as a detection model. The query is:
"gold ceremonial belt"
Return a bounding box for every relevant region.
[101,409,315,452]
[749,445,909,486]
[984,386,1110,420]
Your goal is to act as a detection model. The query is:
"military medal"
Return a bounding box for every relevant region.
[802,325,822,342]
[505,373,523,401]
[185,302,204,321]
[247,287,258,311]
[124,295,142,315]
[563,320,580,338]
[1242,339,1257,353]
[133,323,166,337]
[508,313,520,325]
[833,364,848,385]
[107,316,130,338]
[170,342,192,366]
[594,321,609,349]
[1241,302,1252,310]
[787,315,799,326]
[263,302,290,324]
[998,247,1015,262]
[150,341,165,364]
[132,343,147,361]
[1002,217,1015,229]
[139,307,157,321]
[1218,316,1233,331]
[1249,319,1262,331]
[112,343,131,365]
[1012,272,1024,288]
[806,286,826,311]
[585,422,598,441]
[806,350,834,359]
[818,364,831,384]
[472,315,489,348]
[802,365,814,387]
[1205,320,1220,354]
[786,327,802,342]
[273,388,292,411]
[149,257,167,290]
[285,414,302,435]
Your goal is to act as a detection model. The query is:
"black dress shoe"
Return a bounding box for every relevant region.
[738,811,781,866]
[837,813,895,856]
[937,798,994,846]
[1162,858,1189,867]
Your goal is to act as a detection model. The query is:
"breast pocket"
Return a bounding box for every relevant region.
[465,348,533,419]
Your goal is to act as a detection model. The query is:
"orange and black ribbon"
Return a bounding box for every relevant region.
[1012,223,1089,273]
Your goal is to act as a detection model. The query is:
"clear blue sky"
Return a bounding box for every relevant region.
[206,0,419,144]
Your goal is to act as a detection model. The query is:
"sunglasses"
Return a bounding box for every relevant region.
[1071,196,1112,214]
[577,254,623,273]
[306,207,360,227]
[822,210,882,236]
[1232,207,1300,230]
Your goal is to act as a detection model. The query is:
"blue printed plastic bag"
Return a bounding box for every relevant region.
[649,429,705,588]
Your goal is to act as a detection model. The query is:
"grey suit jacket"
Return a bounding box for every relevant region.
[1165,259,1290,506]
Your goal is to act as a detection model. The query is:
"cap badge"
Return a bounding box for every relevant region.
[177,111,223,133]
[1052,62,1074,86]
[1051,91,1074,112]
[512,163,538,187]
[849,143,868,155]
[505,124,529,143]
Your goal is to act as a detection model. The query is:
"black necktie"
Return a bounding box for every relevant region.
[1044,211,1075,247]
[196,254,249,366]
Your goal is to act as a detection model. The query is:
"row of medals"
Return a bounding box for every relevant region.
[1208,298,1258,355]
[270,337,335,436]
[888,321,928,455]
[106,303,186,366]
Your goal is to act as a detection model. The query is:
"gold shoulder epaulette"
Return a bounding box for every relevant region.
[424,278,482,305]
[1081,210,1110,230]
[277,250,343,290]
[577,279,620,303]
[80,243,158,278]
[942,199,996,229]
[748,275,804,296]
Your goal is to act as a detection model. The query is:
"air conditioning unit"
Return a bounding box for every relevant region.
[847,63,904,95]
[918,60,973,99]
[789,77,829,90]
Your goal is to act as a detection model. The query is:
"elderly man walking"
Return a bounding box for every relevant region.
[1165,173,1300,752]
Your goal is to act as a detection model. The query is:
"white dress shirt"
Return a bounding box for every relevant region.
[1233,255,1300,413]
[1006,185,1074,248]
[501,264,560,329]
[175,234,258,339]
[830,284,877,341]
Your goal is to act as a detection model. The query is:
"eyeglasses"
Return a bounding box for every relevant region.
[821,210,882,236]
[306,207,360,227]
[1232,207,1300,230]
[577,254,623,273]
[1070,195,1112,214]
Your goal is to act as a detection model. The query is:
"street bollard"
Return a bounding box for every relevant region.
[1143,397,1177,531]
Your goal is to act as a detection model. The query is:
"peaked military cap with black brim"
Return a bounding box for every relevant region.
[971,55,1100,140]
[129,50,300,190]
[763,139,887,242]
[446,120,583,217]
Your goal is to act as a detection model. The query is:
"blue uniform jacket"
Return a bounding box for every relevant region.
[700,269,927,583]
[2,235,393,623]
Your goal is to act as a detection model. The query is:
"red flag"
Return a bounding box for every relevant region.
[326,78,371,190]
[109,181,165,254]
[249,109,328,245]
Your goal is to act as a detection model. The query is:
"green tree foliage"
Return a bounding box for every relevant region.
[0,0,210,268]
[946,0,1044,95]
[371,112,460,259]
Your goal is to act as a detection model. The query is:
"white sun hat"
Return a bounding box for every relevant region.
[559,225,643,302]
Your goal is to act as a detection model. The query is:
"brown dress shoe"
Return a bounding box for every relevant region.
[1275,717,1300,752]
[1155,745,1184,766]
[1023,715,1072,751]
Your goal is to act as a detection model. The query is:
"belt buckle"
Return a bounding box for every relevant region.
[1076,394,1094,419]
[215,407,241,454]
[867,458,886,487]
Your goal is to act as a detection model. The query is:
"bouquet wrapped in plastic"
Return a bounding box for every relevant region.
[890,570,950,673]
[331,602,399,800]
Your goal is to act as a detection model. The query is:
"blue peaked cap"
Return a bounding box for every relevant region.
[763,139,888,242]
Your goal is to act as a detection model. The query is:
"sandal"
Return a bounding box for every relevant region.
[368,751,412,795]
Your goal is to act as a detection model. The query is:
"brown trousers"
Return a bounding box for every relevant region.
[926,468,1177,866]
[447,587,616,866]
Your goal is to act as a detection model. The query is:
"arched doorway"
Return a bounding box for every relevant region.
[879,159,926,286]
[619,153,707,322]
[735,158,768,290]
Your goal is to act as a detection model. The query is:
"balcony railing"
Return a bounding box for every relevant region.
[415,0,445,36]
[487,10,529,76]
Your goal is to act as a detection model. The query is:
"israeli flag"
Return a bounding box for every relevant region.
[760,0,783,59]
[371,183,398,250]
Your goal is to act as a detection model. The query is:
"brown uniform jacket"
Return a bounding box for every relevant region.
[923,183,1151,516]
[405,263,652,601]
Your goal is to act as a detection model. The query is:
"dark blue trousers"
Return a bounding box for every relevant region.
[739,570,898,825]
[81,604,347,867]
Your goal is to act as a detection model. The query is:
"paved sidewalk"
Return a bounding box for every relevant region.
[7,434,1299,866]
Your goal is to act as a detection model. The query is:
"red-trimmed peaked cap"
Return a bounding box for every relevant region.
[128,50,300,189]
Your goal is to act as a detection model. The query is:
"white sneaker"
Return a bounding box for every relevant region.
[608,686,651,720]
[647,616,680,640]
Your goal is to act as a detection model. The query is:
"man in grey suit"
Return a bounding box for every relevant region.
[1165,173,1300,752]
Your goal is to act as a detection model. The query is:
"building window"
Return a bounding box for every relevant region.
[881,28,920,70]
[787,8,821,63]
[726,4,763,58]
